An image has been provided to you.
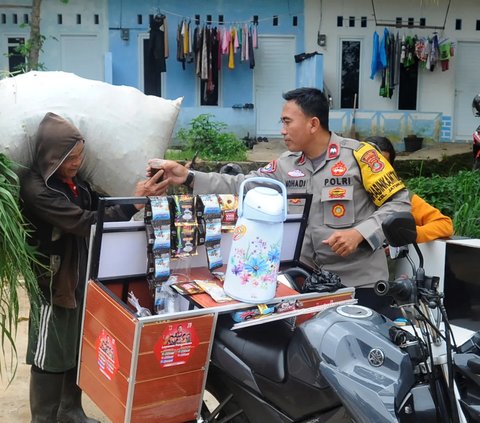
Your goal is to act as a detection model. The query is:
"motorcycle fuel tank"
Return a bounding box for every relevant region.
[293,304,415,423]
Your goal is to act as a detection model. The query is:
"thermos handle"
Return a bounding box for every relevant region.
[237,177,288,220]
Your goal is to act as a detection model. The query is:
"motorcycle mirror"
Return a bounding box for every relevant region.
[382,212,417,247]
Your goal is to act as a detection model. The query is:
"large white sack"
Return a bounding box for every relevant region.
[0,71,182,196]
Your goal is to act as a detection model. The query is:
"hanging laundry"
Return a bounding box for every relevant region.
[201,25,208,80]
[252,24,258,49]
[439,39,452,71]
[149,14,168,73]
[176,19,186,70]
[228,27,235,69]
[248,25,255,69]
[193,24,202,76]
[221,25,230,55]
[370,31,382,79]
[234,26,239,53]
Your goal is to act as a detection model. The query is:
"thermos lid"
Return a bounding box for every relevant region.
[243,186,285,222]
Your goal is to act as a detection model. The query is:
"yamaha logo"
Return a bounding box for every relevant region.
[368,348,385,367]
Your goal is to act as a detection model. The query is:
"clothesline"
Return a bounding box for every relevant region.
[152,7,301,26]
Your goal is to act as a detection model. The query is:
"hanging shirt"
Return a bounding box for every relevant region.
[228,27,235,69]
[201,26,208,79]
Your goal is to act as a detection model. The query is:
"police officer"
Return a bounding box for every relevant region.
[153,88,410,289]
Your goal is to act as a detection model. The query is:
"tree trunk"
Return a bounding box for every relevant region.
[27,0,42,71]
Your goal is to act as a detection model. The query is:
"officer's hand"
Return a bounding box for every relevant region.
[146,159,189,185]
[322,229,364,257]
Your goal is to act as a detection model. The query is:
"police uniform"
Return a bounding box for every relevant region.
[192,132,411,287]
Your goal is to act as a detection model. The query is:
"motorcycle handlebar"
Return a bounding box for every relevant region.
[374,278,414,303]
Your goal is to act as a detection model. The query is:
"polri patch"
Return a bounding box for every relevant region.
[332,204,346,218]
[331,161,347,177]
[287,169,305,177]
[260,160,277,173]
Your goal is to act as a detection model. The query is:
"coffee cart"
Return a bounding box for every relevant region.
[78,196,355,423]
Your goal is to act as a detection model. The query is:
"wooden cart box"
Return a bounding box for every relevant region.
[80,278,216,423]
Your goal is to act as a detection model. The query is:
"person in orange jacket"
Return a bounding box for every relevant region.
[365,136,454,243]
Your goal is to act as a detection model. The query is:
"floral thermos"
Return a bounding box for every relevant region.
[224,178,287,304]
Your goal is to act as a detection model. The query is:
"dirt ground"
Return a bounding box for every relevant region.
[0,139,472,423]
[0,291,107,422]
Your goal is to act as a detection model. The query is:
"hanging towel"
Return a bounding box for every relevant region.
[370,31,381,79]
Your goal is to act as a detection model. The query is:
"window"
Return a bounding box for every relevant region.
[8,37,26,72]
[340,40,361,108]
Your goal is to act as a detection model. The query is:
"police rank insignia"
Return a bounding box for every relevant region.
[331,161,347,177]
[360,149,385,173]
[260,160,277,173]
[328,143,339,159]
[332,204,346,218]
[329,187,347,199]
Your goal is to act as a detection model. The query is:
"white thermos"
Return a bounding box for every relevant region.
[223,177,287,303]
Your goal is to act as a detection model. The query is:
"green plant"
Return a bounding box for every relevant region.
[176,114,247,162]
[0,154,42,384]
[407,170,480,238]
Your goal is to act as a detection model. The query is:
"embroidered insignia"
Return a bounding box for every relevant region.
[360,149,385,173]
[328,143,339,159]
[329,187,347,199]
[287,169,305,177]
[260,160,277,173]
[331,161,347,177]
[332,204,346,218]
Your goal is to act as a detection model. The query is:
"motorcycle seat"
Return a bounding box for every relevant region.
[215,315,294,383]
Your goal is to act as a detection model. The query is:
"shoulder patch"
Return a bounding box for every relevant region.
[353,143,406,206]
[260,160,277,174]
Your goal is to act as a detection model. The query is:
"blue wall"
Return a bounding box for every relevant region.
[108,0,305,110]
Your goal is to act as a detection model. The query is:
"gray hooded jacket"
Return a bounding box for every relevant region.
[21,112,136,308]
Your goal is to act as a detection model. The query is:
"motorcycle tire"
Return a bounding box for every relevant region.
[200,381,250,423]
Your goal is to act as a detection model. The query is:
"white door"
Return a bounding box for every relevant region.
[61,35,103,81]
[254,35,296,136]
[454,41,480,140]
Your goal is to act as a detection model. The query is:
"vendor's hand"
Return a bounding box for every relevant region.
[133,169,169,209]
[147,159,189,185]
[322,229,364,257]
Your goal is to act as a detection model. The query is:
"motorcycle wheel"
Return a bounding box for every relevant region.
[200,383,250,423]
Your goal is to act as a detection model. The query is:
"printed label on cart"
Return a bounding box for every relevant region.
[154,322,199,367]
[95,329,119,381]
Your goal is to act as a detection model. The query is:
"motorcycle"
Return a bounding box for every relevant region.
[199,212,480,422]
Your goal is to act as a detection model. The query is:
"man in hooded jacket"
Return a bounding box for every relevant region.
[20,112,168,423]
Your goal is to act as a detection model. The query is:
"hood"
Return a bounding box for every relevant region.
[34,112,84,182]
